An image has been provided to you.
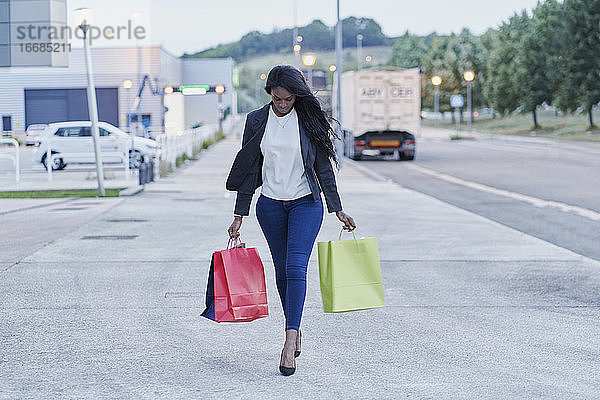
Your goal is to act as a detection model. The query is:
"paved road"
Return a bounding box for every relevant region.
[0,198,124,272]
[1,137,599,399]
[357,128,600,261]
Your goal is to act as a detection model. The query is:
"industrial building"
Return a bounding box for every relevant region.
[0,45,237,136]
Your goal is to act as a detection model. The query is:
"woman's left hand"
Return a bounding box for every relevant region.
[336,210,356,231]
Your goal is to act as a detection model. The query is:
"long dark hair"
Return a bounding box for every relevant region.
[265,65,338,167]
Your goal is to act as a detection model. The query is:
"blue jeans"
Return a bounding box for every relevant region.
[256,194,324,331]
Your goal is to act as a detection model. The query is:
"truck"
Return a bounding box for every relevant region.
[336,67,420,161]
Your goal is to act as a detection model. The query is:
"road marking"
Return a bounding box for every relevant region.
[404,163,600,222]
[0,198,75,216]
[458,140,549,154]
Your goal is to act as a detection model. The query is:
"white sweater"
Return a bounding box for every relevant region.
[260,107,312,200]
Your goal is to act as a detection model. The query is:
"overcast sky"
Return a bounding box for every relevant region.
[67,0,540,55]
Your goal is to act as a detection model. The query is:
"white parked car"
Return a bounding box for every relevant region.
[24,124,48,146]
[34,121,159,170]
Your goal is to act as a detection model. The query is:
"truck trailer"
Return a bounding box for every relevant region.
[336,67,420,161]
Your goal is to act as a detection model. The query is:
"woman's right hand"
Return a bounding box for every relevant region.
[228,216,243,239]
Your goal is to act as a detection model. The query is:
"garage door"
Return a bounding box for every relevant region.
[25,88,119,129]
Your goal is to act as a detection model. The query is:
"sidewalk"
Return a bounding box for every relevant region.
[1,137,599,399]
[0,165,139,192]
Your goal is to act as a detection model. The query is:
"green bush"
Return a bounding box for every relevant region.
[175,153,194,168]
[159,160,174,177]
[1,135,23,146]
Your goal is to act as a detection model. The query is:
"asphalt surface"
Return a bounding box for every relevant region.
[1,134,599,399]
[358,127,600,261]
[0,198,124,272]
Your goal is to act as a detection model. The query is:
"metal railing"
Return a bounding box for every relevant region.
[45,138,131,182]
[155,124,218,177]
[0,138,20,183]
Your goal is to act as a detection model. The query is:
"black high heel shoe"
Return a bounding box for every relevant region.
[279,348,296,376]
[295,330,301,358]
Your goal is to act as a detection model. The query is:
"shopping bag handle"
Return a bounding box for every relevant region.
[227,237,242,249]
[338,228,357,241]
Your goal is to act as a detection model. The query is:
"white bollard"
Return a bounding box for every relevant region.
[46,137,52,182]
[0,138,20,183]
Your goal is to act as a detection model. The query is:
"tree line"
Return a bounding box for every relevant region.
[184,17,392,61]
[389,0,600,128]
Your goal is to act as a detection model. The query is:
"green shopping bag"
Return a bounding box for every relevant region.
[318,229,385,313]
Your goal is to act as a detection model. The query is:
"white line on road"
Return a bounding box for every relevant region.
[404,163,600,222]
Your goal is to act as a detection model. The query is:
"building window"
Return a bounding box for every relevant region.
[2,115,12,132]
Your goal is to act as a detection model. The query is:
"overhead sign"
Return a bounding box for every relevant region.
[164,84,226,95]
[450,94,464,108]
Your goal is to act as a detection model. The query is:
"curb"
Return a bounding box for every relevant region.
[119,185,144,196]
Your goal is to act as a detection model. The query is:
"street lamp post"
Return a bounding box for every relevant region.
[463,71,475,133]
[302,54,316,88]
[328,64,337,81]
[292,0,299,66]
[255,73,266,106]
[293,43,301,61]
[74,7,105,196]
[431,75,442,129]
[123,79,134,172]
[356,34,363,71]
[335,0,343,167]
[215,84,225,132]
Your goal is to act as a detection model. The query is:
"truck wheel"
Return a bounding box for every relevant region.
[351,155,362,161]
[399,152,415,161]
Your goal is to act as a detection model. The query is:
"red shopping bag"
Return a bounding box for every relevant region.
[202,239,268,322]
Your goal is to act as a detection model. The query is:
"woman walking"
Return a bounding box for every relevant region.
[226,65,356,376]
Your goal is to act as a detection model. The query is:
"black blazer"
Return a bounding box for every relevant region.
[226,103,342,216]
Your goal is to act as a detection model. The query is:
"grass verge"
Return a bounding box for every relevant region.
[0,189,121,198]
[422,109,600,142]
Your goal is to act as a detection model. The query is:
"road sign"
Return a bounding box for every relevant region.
[450,94,464,108]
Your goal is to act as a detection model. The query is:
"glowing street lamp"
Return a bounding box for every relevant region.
[302,54,316,87]
[432,75,442,129]
[302,54,316,66]
[463,71,475,132]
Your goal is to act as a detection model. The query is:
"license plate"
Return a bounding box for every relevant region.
[370,140,400,147]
